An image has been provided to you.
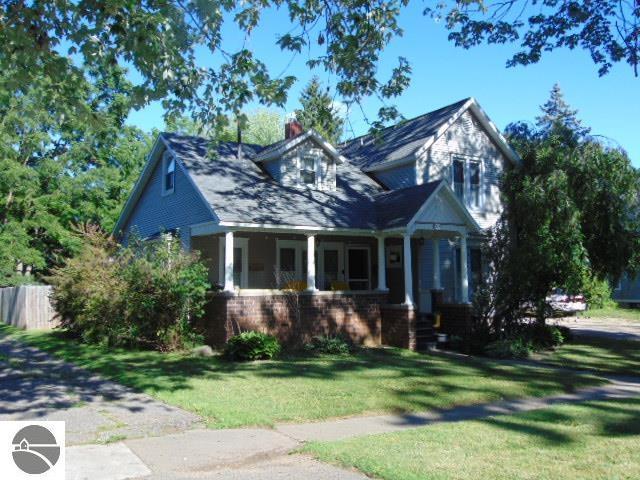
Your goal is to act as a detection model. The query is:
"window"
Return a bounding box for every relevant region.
[300,154,316,186]
[163,151,175,195]
[452,156,482,209]
[453,159,464,201]
[469,161,481,208]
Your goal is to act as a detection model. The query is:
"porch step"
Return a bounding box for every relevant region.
[415,314,437,352]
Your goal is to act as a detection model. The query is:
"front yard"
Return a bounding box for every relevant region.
[0,324,603,429]
[303,397,640,480]
[535,334,640,376]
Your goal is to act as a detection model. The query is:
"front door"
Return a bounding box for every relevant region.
[319,242,344,290]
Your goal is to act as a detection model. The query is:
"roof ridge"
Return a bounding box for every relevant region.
[160,131,265,150]
[339,98,472,146]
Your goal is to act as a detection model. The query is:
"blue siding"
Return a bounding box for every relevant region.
[263,159,281,182]
[613,273,640,304]
[122,150,215,246]
[375,163,416,189]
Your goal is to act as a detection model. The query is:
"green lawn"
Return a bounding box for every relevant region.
[304,397,640,480]
[0,324,603,429]
[579,305,640,322]
[536,335,640,376]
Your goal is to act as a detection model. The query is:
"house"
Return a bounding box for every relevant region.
[613,273,640,307]
[114,98,520,349]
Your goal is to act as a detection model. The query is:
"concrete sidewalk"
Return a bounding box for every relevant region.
[64,375,640,479]
[275,375,640,442]
[0,333,202,445]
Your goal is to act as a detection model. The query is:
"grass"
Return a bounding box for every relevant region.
[0,324,603,429]
[303,397,640,480]
[578,304,640,322]
[536,335,640,376]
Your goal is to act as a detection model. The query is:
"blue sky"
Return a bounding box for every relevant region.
[127,4,639,165]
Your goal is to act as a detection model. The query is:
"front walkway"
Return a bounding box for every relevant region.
[0,333,201,445]
[553,316,640,341]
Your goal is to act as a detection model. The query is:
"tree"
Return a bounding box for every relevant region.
[166,109,283,145]
[4,0,633,141]
[0,67,150,285]
[535,84,591,139]
[295,77,345,143]
[487,87,640,326]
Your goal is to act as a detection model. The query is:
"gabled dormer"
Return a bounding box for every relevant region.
[253,121,347,191]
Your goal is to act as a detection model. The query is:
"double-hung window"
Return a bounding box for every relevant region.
[300,154,316,187]
[452,156,482,209]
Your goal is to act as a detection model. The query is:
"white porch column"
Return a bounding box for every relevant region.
[403,232,414,306]
[432,238,441,290]
[306,234,317,291]
[460,233,469,303]
[224,230,235,292]
[376,235,388,291]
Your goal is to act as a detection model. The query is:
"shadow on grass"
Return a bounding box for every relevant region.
[540,334,640,376]
[0,324,604,425]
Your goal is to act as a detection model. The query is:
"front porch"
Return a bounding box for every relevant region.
[187,181,482,349]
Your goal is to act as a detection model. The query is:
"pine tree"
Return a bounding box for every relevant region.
[535,84,590,139]
[295,77,345,144]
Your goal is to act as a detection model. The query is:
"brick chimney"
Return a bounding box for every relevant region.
[284,119,304,140]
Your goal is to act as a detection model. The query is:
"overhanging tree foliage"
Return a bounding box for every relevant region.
[3,0,636,139]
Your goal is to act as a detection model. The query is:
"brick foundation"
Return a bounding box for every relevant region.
[380,305,417,350]
[198,291,389,347]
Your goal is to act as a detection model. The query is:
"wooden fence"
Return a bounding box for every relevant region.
[0,286,58,330]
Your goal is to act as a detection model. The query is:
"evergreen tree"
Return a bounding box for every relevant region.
[535,84,591,139]
[295,78,345,144]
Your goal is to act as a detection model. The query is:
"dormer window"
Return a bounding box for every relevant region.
[300,154,316,186]
[163,151,175,195]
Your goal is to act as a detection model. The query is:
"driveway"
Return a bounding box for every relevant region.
[0,332,202,445]
[553,316,640,341]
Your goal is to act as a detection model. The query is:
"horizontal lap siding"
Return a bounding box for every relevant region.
[375,163,418,190]
[122,150,214,246]
[613,274,640,303]
[427,110,505,230]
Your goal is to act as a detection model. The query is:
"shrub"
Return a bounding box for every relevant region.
[49,227,210,351]
[582,275,614,309]
[484,338,533,359]
[304,335,353,355]
[223,331,281,361]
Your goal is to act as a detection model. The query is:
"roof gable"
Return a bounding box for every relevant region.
[339,98,520,172]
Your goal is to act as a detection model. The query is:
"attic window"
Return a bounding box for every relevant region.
[163,151,175,195]
[300,154,316,186]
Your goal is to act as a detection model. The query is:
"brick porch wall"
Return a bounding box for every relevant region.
[380,305,417,350]
[198,291,389,347]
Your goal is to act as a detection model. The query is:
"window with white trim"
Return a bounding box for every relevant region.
[162,151,175,195]
[296,148,336,190]
[300,153,316,186]
[451,156,483,209]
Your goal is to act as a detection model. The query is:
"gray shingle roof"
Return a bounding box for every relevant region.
[161,133,382,229]
[161,133,443,230]
[374,181,442,229]
[339,98,470,170]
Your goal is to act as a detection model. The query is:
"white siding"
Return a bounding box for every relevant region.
[424,110,505,229]
[277,139,337,190]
